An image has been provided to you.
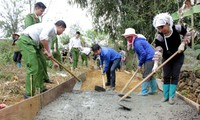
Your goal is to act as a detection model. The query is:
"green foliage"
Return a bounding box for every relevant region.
[0,0,26,37]
[0,40,14,64]
[60,34,70,45]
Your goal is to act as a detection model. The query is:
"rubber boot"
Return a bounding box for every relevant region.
[169,84,177,105]
[138,81,149,96]
[161,84,170,102]
[17,62,21,69]
[148,79,157,95]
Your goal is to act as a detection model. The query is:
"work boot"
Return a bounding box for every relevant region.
[41,88,48,93]
[161,84,170,102]
[24,94,31,99]
[148,79,157,95]
[108,86,115,91]
[105,82,110,86]
[168,84,177,105]
[17,62,21,69]
[138,81,149,96]
[44,79,53,84]
[169,98,175,105]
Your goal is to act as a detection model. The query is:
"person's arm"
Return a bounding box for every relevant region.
[69,38,73,52]
[54,43,57,53]
[102,52,111,73]
[40,25,54,57]
[134,42,146,67]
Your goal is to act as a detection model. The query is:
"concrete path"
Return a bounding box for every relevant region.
[34,91,200,120]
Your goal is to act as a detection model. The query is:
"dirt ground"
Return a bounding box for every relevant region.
[81,68,142,92]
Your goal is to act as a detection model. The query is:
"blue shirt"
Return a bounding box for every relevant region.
[133,37,155,67]
[100,47,121,73]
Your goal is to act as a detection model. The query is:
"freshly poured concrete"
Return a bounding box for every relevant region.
[34,91,200,120]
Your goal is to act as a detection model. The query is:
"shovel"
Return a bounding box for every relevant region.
[118,68,139,98]
[118,51,179,102]
[50,57,81,82]
[95,68,106,92]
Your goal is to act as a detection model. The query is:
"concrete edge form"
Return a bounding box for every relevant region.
[0,73,86,120]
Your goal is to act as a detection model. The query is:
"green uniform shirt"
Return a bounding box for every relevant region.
[24,13,40,28]
[51,35,58,52]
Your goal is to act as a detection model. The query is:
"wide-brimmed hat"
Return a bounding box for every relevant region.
[122,28,136,37]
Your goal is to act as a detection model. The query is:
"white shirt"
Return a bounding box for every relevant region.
[22,23,57,46]
[81,47,91,55]
[69,36,82,51]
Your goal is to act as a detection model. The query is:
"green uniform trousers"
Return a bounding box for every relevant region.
[17,35,46,96]
[71,48,80,69]
[81,53,88,67]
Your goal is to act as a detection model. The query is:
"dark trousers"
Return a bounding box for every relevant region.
[163,54,184,85]
[13,51,22,63]
[106,58,121,87]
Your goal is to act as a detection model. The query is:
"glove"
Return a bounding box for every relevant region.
[152,51,162,62]
[100,65,103,68]
[152,61,158,72]
[178,42,185,53]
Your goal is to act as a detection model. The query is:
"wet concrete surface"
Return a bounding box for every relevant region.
[34,91,200,120]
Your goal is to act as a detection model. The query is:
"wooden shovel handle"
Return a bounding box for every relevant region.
[101,68,106,89]
[50,57,81,82]
[120,68,139,93]
[118,51,179,102]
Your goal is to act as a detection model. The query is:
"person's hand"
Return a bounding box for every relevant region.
[178,42,185,53]
[53,62,59,68]
[152,61,158,72]
[100,65,103,69]
[54,48,56,53]
[137,66,143,73]
[43,50,52,58]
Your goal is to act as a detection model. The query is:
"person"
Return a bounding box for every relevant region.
[24,2,46,28]
[118,47,126,70]
[68,31,83,70]
[12,33,22,69]
[152,13,190,104]
[80,47,91,67]
[17,20,66,98]
[24,2,52,83]
[122,28,157,96]
[61,48,68,63]
[50,35,62,70]
[91,44,121,91]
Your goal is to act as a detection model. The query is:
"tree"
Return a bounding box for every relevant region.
[69,0,185,44]
[0,0,26,37]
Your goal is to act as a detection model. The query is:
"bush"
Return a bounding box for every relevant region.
[0,40,14,64]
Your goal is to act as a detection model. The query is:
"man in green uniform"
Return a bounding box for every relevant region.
[18,20,66,98]
[24,2,46,28]
[69,31,83,70]
[50,35,62,70]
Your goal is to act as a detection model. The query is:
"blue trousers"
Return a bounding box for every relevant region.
[106,58,121,87]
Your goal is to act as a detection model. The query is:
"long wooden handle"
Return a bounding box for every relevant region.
[118,51,179,102]
[120,68,139,93]
[101,68,106,89]
[50,57,81,82]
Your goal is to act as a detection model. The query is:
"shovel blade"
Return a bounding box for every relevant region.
[118,103,132,111]
[118,93,131,99]
[94,86,106,92]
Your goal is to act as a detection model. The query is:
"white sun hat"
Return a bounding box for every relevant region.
[122,28,136,37]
